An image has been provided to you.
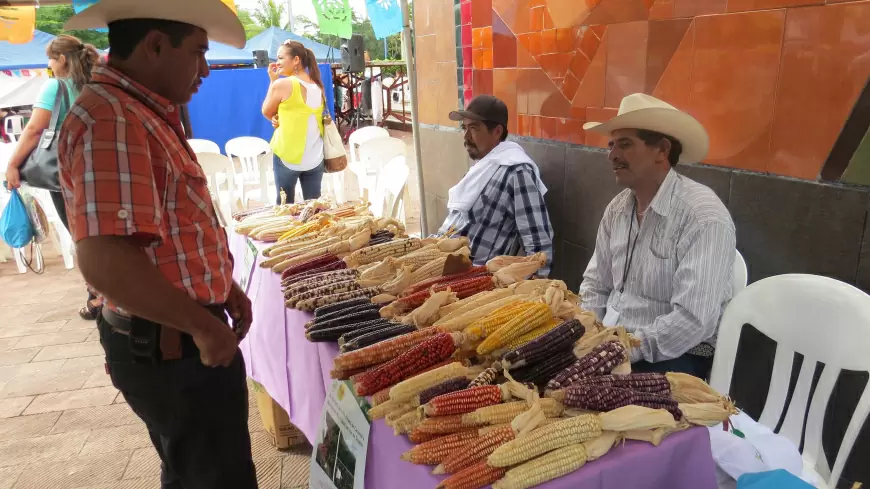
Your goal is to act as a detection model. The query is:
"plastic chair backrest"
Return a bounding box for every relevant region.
[188,138,221,154]
[372,155,409,219]
[710,274,870,488]
[348,126,390,167]
[358,136,406,177]
[225,136,271,178]
[5,116,24,142]
[733,250,748,295]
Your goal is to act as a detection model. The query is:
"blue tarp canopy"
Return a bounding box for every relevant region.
[245,27,336,63]
[207,41,255,66]
[0,30,55,71]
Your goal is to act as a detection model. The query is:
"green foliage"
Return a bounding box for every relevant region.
[35,5,109,49]
[295,11,404,61]
[250,0,288,30]
[237,9,265,40]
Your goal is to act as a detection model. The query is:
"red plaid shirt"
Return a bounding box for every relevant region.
[59,66,233,309]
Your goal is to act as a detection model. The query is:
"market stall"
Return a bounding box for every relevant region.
[230,201,726,489]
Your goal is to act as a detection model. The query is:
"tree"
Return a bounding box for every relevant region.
[251,0,288,30]
[294,12,404,60]
[35,5,109,49]
[237,8,265,39]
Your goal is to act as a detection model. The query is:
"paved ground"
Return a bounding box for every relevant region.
[0,252,312,489]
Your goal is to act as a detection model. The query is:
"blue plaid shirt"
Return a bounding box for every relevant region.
[438,164,554,276]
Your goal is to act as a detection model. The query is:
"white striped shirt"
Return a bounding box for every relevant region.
[579,169,736,363]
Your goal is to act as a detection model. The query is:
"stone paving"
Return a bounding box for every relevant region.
[0,252,311,489]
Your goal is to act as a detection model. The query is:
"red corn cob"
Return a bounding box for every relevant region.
[353,333,459,396]
[403,266,490,296]
[436,424,515,474]
[396,275,495,310]
[280,253,340,280]
[423,385,504,416]
[401,430,480,465]
[436,461,506,489]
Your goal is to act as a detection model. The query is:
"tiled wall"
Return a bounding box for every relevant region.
[415,0,870,182]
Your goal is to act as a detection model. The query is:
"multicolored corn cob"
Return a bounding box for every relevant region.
[501,319,585,369]
[546,341,627,391]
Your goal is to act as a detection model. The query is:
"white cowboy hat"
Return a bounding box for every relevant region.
[64,0,245,49]
[583,93,709,163]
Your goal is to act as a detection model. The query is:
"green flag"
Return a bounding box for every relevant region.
[313,0,353,39]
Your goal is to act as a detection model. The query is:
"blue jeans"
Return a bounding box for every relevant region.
[272,154,324,204]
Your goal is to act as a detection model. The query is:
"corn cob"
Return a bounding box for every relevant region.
[338,319,403,346]
[283,266,355,289]
[279,253,339,280]
[423,385,507,417]
[416,377,472,406]
[395,275,495,312]
[666,372,724,404]
[554,384,683,419]
[408,429,439,444]
[332,327,448,372]
[413,414,466,435]
[287,280,362,307]
[353,333,461,396]
[435,424,515,474]
[284,272,361,299]
[436,461,505,489]
[410,255,451,284]
[395,245,448,271]
[487,414,602,468]
[491,318,563,356]
[341,323,418,352]
[371,386,393,406]
[468,367,499,388]
[314,297,373,318]
[403,266,490,297]
[572,373,671,395]
[509,349,578,385]
[475,302,552,355]
[401,430,481,465]
[464,302,536,341]
[492,444,588,489]
[546,341,627,391]
[383,403,416,425]
[388,362,472,403]
[390,409,424,434]
[308,303,381,330]
[501,318,584,369]
[345,238,422,267]
[296,286,382,312]
[461,398,564,427]
[306,318,391,342]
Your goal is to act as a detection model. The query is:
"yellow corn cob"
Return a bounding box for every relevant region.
[384,403,417,425]
[461,398,564,427]
[410,255,450,284]
[464,302,536,341]
[492,317,563,356]
[476,302,552,355]
[392,409,424,434]
[389,362,472,403]
[438,295,529,333]
[492,444,589,489]
[487,414,602,467]
[345,238,422,266]
[395,245,446,271]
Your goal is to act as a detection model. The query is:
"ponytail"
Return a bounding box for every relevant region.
[281,41,323,90]
[46,34,99,91]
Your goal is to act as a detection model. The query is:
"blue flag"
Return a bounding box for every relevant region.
[365,0,403,40]
[71,0,108,32]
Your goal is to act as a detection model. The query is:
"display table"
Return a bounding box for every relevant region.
[230,233,719,489]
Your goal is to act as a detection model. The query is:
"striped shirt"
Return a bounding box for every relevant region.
[579,169,736,363]
[58,66,233,311]
[438,164,554,276]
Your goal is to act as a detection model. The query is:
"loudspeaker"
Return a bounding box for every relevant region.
[341,34,365,73]
[253,50,270,68]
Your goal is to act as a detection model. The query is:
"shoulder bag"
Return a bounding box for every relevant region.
[19,81,69,191]
[321,95,347,173]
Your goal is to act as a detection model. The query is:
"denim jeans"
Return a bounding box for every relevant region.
[272,154,324,204]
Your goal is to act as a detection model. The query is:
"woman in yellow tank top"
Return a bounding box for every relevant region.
[262,41,325,204]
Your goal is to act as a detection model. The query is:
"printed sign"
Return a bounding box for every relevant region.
[239,237,258,293]
[310,380,371,489]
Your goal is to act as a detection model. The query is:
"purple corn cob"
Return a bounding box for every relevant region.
[418,377,472,406]
[546,341,627,391]
[501,319,585,369]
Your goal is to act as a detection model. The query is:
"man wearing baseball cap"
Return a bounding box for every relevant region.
[58,1,257,487]
[439,95,554,275]
[580,93,736,378]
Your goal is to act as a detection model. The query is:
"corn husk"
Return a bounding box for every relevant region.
[622,419,691,446]
[598,405,677,431]
[368,399,408,420]
[388,363,480,403]
[393,409,424,435]
[584,430,620,461]
[680,400,738,427]
[667,372,725,404]
[493,253,548,286]
[400,290,457,327]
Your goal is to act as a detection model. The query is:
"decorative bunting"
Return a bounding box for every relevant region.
[0,7,36,44]
[365,0,402,39]
[313,0,353,39]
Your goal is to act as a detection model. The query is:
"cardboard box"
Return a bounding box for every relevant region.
[250,380,307,449]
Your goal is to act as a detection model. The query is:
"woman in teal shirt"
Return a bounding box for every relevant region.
[4,34,101,319]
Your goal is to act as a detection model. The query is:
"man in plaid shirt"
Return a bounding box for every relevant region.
[438,95,554,276]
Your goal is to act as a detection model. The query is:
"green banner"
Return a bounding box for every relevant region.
[313,0,353,39]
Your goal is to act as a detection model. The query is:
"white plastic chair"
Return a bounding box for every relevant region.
[357,136,406,207]
[710,274,870,489]
[4,115,24,143]
[733,250,748,295]
[345,126,390,202]
[225,137,273,209]
[187,138,221,154]
[371,155,409,220]
[195,151,234,226]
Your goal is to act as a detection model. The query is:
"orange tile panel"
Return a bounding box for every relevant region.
[541,29,558,54]
[555,28,575,53]
[651,21,693,110]
[569,52,591,79]
[493,13,518,68]
[573,33,608,108]
[494,68,520,133]
[482,26,493,50]
[472,49,483,69]
[570,106,587,120]
[543,7,554,29]
[604,21,649,108]
[473,68,494,96]
[562,72,581,101]
[482,49,494,69]
[472,0,493,27]
[472,27,484,49]
[545,0,600,29]
[530,115,542,138]
[540,117,561,140]
[585,0,651,25]
[528,31,544,56]
[726,0,821,12]
[562,118,587,144]
[518,114,531,136]
[517,40,540,68]
[649,0,674,19]
[578,27,602,60]
[645,18,692,94]
[525,69,572,118]
[673,0,726,17]
[530,6,545,31]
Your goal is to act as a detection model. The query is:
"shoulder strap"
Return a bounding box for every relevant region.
[47,80,69,131]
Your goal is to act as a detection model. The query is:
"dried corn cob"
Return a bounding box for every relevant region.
[476,302,552,355]
[353,333,461,396]
[401,430,481,465]
[296,286,382,312]
[345,238,422,267]
[409,255,451,284]
[403,266,490,297]
[461,398,564,427]
[501,318,585,369]
[553,384,682,419]
[332,327,448,372]
[390,409,424,434]
[413,414,466,435]
[337,319,399,344]
[279,253,339,280]
[287,280,362,307]
[468,367,499,388]
[436,461,506,489]
[284,272,361,299]
[492,444,588,489]
[436,424,515,474]
[314,297,373,318]
[408,429,439,443]
[492,317,563,356]
[394,275,495,312]
[666,372,724,404]
[510,349,578,385]
[282,266,354,289]
[546,341,627,391]
[306,307,381,332]
[306,318,391,342]
[488,414,602,468]
[423,385,507,417]
[395,245,447,271]
[341,323,417,352]
[371,386,393,406]
[416,377,472,407]
[464,301,537,341]
[572,373,671,395]
[388,362,473,403]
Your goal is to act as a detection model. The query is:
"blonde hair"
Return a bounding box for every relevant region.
[46,34,100,91]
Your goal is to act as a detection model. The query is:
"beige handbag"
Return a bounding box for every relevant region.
[322,112,348,173]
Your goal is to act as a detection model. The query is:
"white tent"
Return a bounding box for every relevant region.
[0,71,48,109]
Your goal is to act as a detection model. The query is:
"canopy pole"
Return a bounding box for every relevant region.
[400,0,429,236]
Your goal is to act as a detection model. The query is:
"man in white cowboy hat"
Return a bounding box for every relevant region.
[57,1,258,488]
[579,93,736,378]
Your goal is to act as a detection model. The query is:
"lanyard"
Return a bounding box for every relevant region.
[620,200,641,294]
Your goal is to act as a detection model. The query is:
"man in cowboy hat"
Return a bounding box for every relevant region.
[579,93,736,378]
[439,95,554,275]
[57,1,258,487]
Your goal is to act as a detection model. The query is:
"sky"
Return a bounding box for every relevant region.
[233,0,370,29]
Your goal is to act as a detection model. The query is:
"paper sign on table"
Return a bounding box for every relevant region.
[310,380,371,489]
[239,237,258,293]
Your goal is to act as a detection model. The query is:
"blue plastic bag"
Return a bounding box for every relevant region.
[0,190,35,248]
[737,469,816,489]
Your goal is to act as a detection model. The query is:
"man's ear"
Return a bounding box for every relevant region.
[658,138,672,164]
[141,31,165,59]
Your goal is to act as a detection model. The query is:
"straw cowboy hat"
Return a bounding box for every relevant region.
[583,93,709,163]
[64,0,246,49]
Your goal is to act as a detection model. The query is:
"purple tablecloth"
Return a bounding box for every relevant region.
[231,234,719,489]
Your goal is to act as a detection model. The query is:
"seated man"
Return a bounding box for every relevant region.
[439,95,554,276]
[579,93,736,377]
